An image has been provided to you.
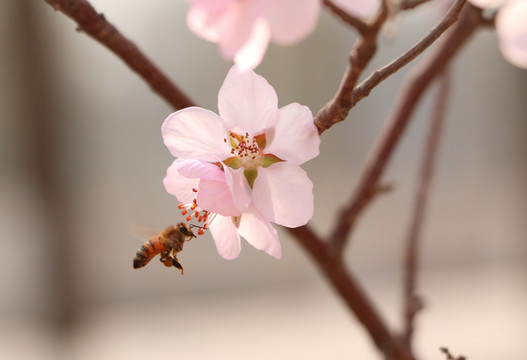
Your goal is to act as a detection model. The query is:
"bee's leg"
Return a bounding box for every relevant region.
[159,251,173,268]
[171,255,184,275]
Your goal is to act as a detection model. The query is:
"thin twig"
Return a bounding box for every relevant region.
[287,226,413,360]
[315,0,467,134]
[349,0,466,109]
[403,70,451,348]
[44,0,195,110]
[440,347,467,360]
[315,0,389,135]
[329,3,484,255]
[323,0,369,34]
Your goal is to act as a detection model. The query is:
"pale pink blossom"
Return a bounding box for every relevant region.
[468,0,527,68]
[185,0,321,70]
[162,65,320,259]
[331,0,380,19]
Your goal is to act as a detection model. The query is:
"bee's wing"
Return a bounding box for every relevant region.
[132,225,160,241]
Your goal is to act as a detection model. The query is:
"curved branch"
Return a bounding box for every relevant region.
[287,225,413,360]
[44,0,195,110]
[315,0,389,134]
[349,0,466,108]
[315,0,466,134]
[403,70,451,348]
[323,0,369,34]
[330,3,485,254]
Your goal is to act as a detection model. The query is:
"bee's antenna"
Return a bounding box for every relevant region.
[189,223,206,235]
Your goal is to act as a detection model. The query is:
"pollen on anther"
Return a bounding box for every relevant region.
[181,210,188,215]
[192,188,198,193]
[194,211,199,218]
[203,223,208,230]
[197,229,204,235]
[186,214,192,221]
[198,216,203,222]
[178,204,186,209]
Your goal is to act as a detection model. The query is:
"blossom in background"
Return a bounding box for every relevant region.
[184,0,321,70]
[468,0,527,68]
[162,65,320,259]
[331,0,380,19]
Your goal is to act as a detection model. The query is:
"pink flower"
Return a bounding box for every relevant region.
[162,65,320,260]
[468,0,527,68]
[331,0,380,19]
[185,0,321,70]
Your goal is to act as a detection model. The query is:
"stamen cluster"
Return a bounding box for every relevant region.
[226,132,260,160]
[177,192,210,235]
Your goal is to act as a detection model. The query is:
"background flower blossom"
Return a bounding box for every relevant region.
[468,0,527,68]
[185,0,321,70]
[162,65,320,259]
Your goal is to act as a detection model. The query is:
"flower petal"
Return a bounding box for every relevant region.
[264,0,321,45]
[331,0,380,18]
[238,206,281,259]
[175,159,226,182]
[223,165,252,212]
[215,1,261,60]
[496,0,527,69]
[218,65,278,135]
[208,215,242,260]
[162,107,231,162]
[233,18,271,71]
[264,103,320,164]
[163,159,200,204]
[197,179,242,216]
[186,0,234,43]
[252,162,314,228]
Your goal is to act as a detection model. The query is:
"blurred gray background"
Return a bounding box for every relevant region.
[1,1,526,359]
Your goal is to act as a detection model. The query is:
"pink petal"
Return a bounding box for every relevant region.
[215,1,261,60]
[264,0,321,45]
[264,103,320,165]
[186,0,234,43]
[163,159,200,204]
[175,159,226,182]
[208,215,242,260]
[238,206,281,259]
[252,162,314,228]
[218,65,278,136]
[197,179,242,216]
[496,0,527,69]
[223,165,252,212]
[162,107,231,162]
[233,18,271,71]
[331,0,380,18]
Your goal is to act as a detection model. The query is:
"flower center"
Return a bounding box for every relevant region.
[223,131,282,188]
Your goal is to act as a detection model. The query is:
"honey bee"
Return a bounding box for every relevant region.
[133,222,196,275]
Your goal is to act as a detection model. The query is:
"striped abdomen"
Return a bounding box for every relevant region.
[133,236,167,269]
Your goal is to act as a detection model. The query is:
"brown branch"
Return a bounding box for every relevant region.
[323,0,369,34]
[349,0,466,109]
[44,0,195,110]
[287,226,413,360]
[329,3,484,255]
[315,0,467,134]
[315,0,389,134]
[403,70,451,348]
[440,347,467,360]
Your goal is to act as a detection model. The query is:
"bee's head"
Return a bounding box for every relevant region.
[177,222,196,241]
